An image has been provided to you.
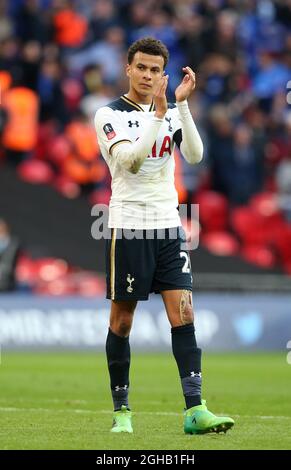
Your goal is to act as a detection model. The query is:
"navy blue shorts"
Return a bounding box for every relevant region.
[105,227,193,301]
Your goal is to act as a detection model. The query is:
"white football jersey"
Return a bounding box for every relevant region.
[94,95,184,229]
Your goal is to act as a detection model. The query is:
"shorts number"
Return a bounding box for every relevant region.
[180,252,190,273]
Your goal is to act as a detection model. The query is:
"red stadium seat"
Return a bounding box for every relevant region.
[16,255,39,286]
[241,245,276,269]
[195,191,228,232]
[250,191,283,225]
[272,224,291,264]
[17,159,54,184]
[47,135,71,167]
[61,78,83,112]
[34,122,57,161]
[34,277,76,296]
[202,231,239,256]
[53,175,80,199]
[230,206,268,245]
[76,272,106,297]
[89,188,111,206]
[35,258,69,282]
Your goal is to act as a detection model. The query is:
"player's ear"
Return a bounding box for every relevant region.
[126,64,131,78]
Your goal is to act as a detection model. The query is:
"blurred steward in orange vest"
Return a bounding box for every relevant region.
[63,115,107,191]
[53,2,88,48]
[174,149,187,205]
[0,71,11,157]
[1,74,39,164]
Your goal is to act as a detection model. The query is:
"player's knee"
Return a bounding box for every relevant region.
[180,290,194,325]
[110,312,133,337]
[117,318,132,336]
[182,306,194,324]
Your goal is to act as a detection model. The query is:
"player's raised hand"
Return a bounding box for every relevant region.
[154,74,168,119]
[175,67,196,102]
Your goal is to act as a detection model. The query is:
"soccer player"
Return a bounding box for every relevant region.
[94,37,234,435]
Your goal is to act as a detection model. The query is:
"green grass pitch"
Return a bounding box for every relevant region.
[0,351,290,450]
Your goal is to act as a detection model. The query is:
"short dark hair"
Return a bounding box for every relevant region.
[127,37,169,69]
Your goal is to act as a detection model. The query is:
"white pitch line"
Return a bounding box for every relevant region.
[0,407,178,416]
[0,407,290,420]
[0,398,161,405]
[0,398,89,404]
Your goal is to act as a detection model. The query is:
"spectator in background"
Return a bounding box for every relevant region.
[276,113,291,222]
[125,0,151,32]
[63,113,107,193]
[179,12,207,72]
[200,53,235,106]
[20,40,42,91]
[0,0,13,43]
[52,0,88,51]
[208,110,264,205]
[80,65,116,123]
[68,26,125,84]
[0,37,20,73]
[37,58,69,124]
[203,9,239,61]
[15,0,51,45]
[252,51,290,112]
[0,219,20,292]
[0,71,10,145]
[276,157,291,222]
[208,105,234,197]
[229,123,264,205]
[1,76,39,164]
[0,106,8,143]
[87,0,119,44]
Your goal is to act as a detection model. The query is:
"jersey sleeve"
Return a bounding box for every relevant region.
[94,107,132,155]
[170,106,182,149]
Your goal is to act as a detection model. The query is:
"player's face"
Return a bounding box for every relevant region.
[126,52,165,100]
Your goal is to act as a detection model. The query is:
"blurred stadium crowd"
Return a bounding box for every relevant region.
[0,0,291,294]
